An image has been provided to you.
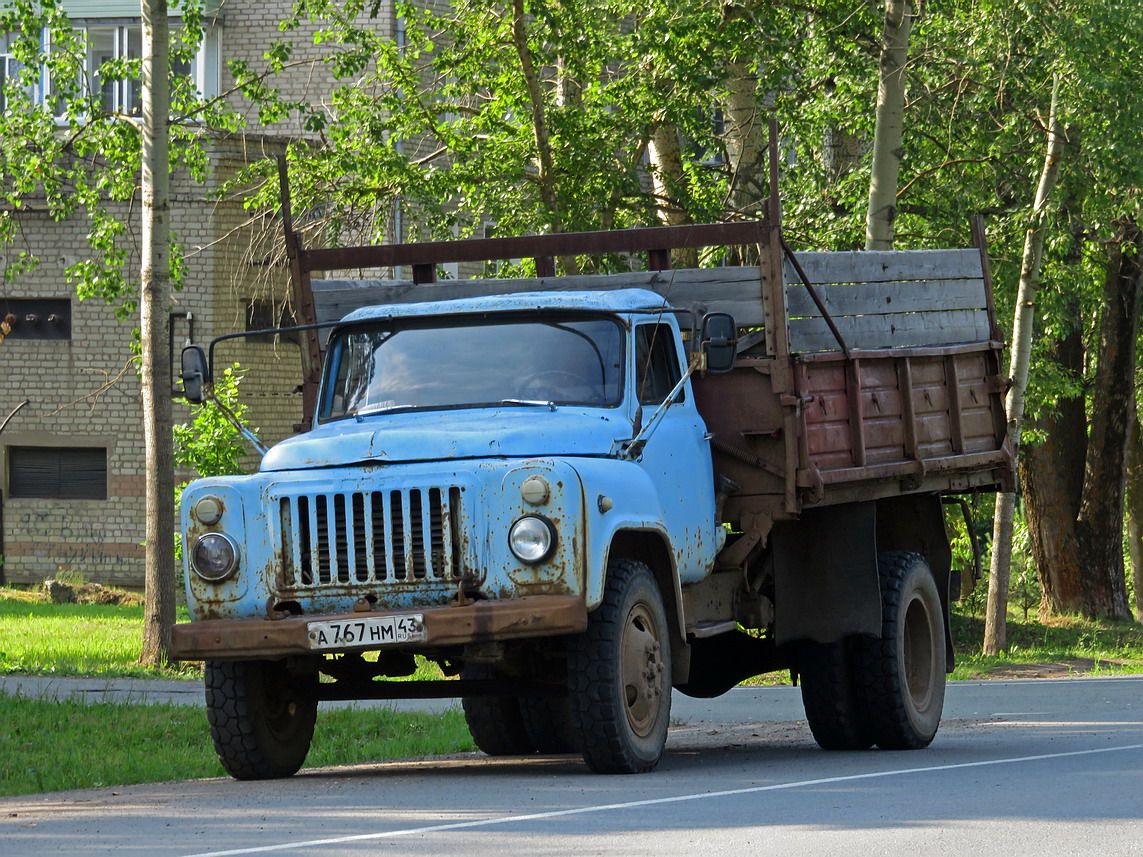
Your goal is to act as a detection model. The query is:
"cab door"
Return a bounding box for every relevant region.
[630,321,720,583]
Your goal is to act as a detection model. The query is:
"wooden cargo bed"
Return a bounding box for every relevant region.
[287,213,1013,528]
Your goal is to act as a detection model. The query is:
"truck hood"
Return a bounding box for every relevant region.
[260,407,631,471]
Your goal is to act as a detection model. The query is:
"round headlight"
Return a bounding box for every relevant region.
[508,515,557,564]
[191,533,240,582]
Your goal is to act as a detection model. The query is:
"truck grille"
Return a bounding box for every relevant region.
[278,486,468,589]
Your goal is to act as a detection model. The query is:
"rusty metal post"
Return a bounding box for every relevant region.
[648,248,672,271]
[971,214,1002,343]
[278,156,322,429]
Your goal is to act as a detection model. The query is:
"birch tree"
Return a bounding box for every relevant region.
[138,0,176,667]
[864,0,914,250]
[983,80,1065,654]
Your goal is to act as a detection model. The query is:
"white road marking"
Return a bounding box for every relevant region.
[185,743,1143,857]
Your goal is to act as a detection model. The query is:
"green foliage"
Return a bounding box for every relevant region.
[232,0,816,253]
[173,364,253,480]
[0,695,474,796]
[1010,513,1042,620]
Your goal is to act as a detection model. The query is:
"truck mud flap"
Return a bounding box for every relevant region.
[771,501,881,645]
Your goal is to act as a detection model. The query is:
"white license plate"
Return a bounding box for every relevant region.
[307,614,426,650]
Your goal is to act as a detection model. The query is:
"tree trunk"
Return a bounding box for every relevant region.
[724,62,765,219]
[1025,224,1142,622]
[1126,414,1143,619]
[646,120,697,268]
[1020,325,1087,619]
[983,79,1064,653]
[139,0,176,667]
[1069,222,1141,620]
[823,125,866,184]
[864,0,914,251]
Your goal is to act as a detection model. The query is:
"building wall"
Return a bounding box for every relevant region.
[0,1,409,588]
[0,136,304,589]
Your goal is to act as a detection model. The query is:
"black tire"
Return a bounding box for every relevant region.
[205,660,317,780]
[460,664,534,756]
[799,637,874,751]
[568,559,671,774]
[519,695,578,754]
[854,551,946,750]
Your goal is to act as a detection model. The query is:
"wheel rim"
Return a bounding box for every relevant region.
[902,592,937,712]
[620,601,665,737]
[258,667,308,742]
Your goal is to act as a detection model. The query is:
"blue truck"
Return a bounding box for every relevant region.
[174,211,1013,779]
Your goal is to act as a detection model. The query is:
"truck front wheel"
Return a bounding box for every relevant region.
[568,559,671,774]
[205,659,317,780]
[855,551,946,749]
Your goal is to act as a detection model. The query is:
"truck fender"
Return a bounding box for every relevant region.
[568,459,692,682]
[606,528,691,685]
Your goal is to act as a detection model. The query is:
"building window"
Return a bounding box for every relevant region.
[1,21,219,115]
[246,299,298,343]
[85,25,142,114]
[8,446,107,500]
[83,22,219,115]
[0,31,46,111]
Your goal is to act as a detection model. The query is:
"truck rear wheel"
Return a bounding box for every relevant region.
[460,664,534,756]
[205,659,317,780]
[855,551,946,749]
[799,638,874,750]
[568,559,671,774]
[519,695,578,754]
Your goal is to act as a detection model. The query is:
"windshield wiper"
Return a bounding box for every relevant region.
[354,403,419,421]
[498,398,557,411]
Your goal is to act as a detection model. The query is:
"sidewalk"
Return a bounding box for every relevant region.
[0,674,806,722]
[0,675,459,713]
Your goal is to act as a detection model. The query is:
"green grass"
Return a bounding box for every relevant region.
[0,694,474,797]
[950,610,1143,680]
[0,593,199,678]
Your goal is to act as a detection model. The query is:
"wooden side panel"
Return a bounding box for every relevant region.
[910,357,955,459]
[786,249,984,284]
[795,345,1009,491]
[789,308,992,352]
[855,360,907,466]
[785,277,988,316]
[784,248,991,353]
[956,352,1005,454]
[800,363,852,470]
[313,267,772,327]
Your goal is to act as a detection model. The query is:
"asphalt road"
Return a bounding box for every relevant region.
[2,677,1141,857]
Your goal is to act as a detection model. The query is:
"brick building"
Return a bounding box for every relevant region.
[0,0,403,588]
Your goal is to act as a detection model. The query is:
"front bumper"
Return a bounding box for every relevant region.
[170,594,588,661]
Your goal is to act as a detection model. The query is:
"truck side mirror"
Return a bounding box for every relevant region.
[181,345,210,404]
[700,312,737,374]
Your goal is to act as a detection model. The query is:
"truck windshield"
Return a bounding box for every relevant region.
[322,314,625,420]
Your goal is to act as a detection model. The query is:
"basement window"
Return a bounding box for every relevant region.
[7,446,107,500]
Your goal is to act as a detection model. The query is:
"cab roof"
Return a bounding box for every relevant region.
[340,288,674,324]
